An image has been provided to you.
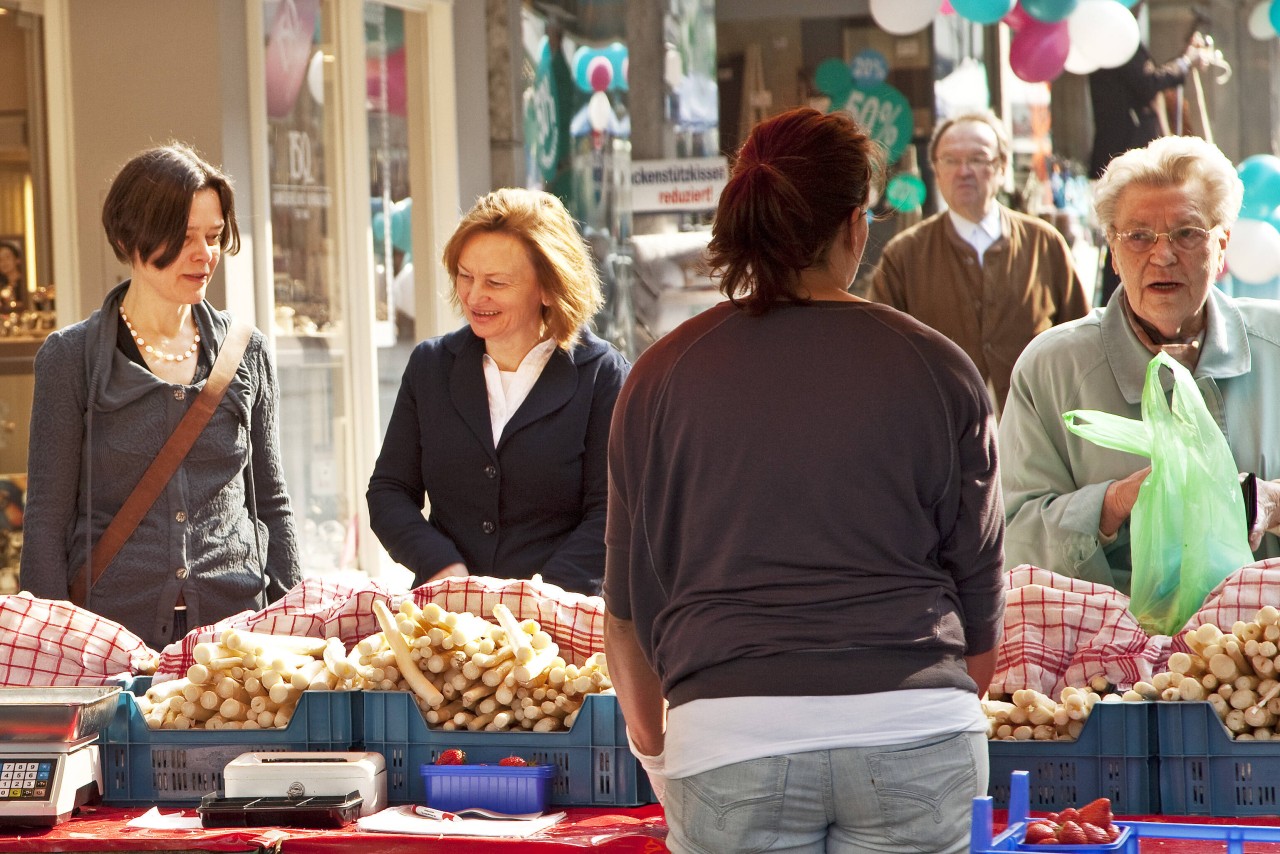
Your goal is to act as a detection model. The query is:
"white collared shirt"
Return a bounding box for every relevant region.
[482,338,557,445]
[948,207,1002,267]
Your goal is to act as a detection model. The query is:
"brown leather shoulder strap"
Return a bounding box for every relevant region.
[70,318,255,606]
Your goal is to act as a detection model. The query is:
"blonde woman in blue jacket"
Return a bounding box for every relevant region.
[367,189,629,595]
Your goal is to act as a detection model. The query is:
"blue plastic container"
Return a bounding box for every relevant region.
[361,690,652,807]
[971,770,1280,853]
[98,676,357,805]
[987,701,1158,813]
[420,763,556,814]
[1155,699,1280,816]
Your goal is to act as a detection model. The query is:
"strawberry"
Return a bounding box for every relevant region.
[1106,824,1122,842]
[1056,821,1088,845]
[1056,807,1080,824]
[498,756,528,767]
[1081,822,1111,844]
[435,748,467,765]
[1023,821,1058,844]
[1044,812,1060,824]
[1077,797,1113,828]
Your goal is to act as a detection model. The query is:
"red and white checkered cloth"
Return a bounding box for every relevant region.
[991,565,1169,698]
[150,574,604,684]
[0,592,154,686]
[1168,557,1280,654]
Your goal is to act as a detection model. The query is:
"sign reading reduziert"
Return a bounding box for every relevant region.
[630,157,728,213]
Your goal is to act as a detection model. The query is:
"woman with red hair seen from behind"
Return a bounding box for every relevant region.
[604,107,1006,853]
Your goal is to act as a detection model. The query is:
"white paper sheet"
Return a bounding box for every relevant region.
[125,806,205,830]
[356,805,565,837]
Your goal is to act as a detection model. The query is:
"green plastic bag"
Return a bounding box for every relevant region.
[1063,351,1254,636]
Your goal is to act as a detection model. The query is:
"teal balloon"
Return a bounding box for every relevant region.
[815,57,853,105]
[1238,154,1280,220]
[952,0,1017,24]
[1022,0,1078,22]
[1271,0,1280,37]
[373,198,413,254]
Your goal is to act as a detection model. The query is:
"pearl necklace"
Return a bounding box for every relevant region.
[119,305,200,363]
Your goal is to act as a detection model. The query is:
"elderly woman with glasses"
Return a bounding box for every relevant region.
[999,134,1280,592]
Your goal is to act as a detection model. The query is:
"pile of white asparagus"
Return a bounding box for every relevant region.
[1122,606,1280,740]
[136,599,611,732]
[982,683,1114,741]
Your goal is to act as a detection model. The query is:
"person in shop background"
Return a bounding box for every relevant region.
[20,143,301,650]
[1001,134,1280,593]
[604,107,1005,854]
[0,241,24,310]
[1088,15,1214,304]
[366,188,628,596]
[868,111,1089,415]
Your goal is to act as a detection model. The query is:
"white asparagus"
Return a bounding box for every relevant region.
[374,599,444,708]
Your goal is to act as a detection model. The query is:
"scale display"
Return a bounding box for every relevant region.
[0,758,56,802]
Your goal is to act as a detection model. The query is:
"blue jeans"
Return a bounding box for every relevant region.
[662,730,987,854]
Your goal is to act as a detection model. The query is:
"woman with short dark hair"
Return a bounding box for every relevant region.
[20,142,300,649]
[604,107,1005,853]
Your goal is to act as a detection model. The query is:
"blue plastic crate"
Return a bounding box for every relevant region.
[987,701,1158,813]
[972,770,1280,853]
[1155,699,1280,816]
[420,763,556,814]
[360,690,653,807]
[98,678,357,805]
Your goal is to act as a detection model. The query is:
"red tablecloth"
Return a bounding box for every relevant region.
[0,805,669,853]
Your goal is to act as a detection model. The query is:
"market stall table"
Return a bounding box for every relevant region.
[0,804,668,853]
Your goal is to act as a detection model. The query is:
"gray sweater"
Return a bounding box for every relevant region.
[605,300,1006,708]
[20,281,301,649]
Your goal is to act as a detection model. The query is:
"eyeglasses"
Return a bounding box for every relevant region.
[936,155,1000,172]
[1110,225,1215,253]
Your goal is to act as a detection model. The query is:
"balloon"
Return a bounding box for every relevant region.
[1003,3,1036,30]
[940,0,956,12]
[1067,0,1139,69]
[1063,40,1100,75]
[306,49,325,105]
[1023,0,1078,22]
[1249,1,1278,39]
[1272,0,1280,36]
[587,90,612,132]
[367,48,406,115]
[1226,218,1280,284]
[587,55,613,92]
[663,47,684,90]
[870,0,942,34]
[952,0,1016,24]
[265,0,319,118]
[1238,154,1280,219]
[1009,21,1070,82]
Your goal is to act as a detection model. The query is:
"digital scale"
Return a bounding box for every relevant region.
[0,685,119,827]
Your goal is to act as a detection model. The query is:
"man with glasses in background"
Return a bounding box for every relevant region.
[999,134,1280,588]
[870,112,1088,415]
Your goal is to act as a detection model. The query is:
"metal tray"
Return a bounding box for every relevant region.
[0,685,122,743]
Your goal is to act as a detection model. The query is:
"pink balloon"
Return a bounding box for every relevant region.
[1009,20,1069,82]
[588,55,613,92]
[1003,3,1036,29]
[940,0,956,13]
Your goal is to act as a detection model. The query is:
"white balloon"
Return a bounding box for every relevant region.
[306,50,325,105]
[1226,218,1280,284]
[588,90,612,132]
[871,0,943,35]
[1067,0,1139,69]
[1248,1,1277,39]
[1063,41,1100,75]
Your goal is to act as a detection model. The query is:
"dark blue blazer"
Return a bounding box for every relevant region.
[367,325,629,594]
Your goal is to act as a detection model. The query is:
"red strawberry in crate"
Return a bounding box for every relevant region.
[1023,821,1058,844]
[1057,807,1081,824]
[1106,824,1122,842]
[435,748,467,765]
[1078,797,1113,828]
[1056,821,1089,845]
[1081,822,1112,844]
[498,756,528,767]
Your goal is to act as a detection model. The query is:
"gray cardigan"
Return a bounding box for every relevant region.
[20,281,301,649]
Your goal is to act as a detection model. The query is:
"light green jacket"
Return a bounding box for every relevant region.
[1000,286,1280,593]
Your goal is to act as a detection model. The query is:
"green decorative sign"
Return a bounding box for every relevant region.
[885,173,927,213]
[814,58,914,163]
[526,40,561,184]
